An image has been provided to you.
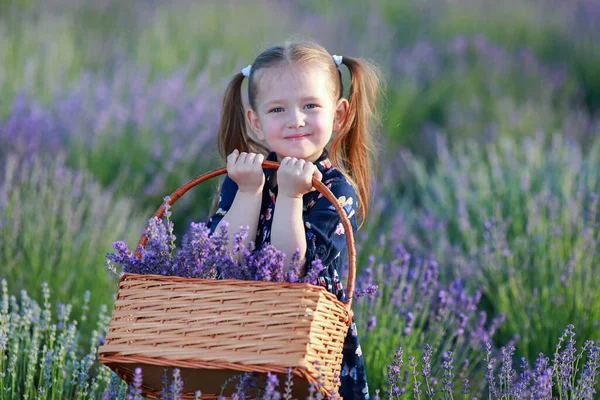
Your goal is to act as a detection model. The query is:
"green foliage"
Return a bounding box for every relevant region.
[0,154,144,338]
[0,279,114,399]
[2,1,600,395]
[395,134,600,362]
[382,36,581,162]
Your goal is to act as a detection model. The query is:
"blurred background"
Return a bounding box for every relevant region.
[2,0,600,394]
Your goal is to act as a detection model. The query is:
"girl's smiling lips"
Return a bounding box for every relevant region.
[285,133,311,140]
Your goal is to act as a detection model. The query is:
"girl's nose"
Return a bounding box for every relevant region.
[287,108,307,128]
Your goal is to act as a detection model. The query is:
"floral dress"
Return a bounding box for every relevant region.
[207,149,369,400]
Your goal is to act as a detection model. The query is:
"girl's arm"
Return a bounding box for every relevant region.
[273,173,359,281]
[212,150,265,261]
[270,195,306,273]
[215,190,262,261]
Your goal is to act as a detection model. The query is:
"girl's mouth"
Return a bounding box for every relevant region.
[285,134,311,140]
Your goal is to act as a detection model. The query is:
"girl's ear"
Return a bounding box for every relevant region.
[246,108,265,141]
[333,98,350,132]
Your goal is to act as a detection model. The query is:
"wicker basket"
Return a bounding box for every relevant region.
[98,161,357,399]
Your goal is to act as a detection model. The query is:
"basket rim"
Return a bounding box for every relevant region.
[119,272,337,290]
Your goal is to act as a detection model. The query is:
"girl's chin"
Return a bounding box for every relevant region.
[275,150,320,163]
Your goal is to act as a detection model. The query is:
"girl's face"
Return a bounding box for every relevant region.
[246,63,348,163]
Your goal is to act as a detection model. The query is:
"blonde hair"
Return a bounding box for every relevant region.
[213,40,384,229]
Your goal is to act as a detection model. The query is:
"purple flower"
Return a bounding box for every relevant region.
[102,373,124,399]
[302,259,325,285]
[441,351,455,395]
[286,249,303,283]
[386,348,404,398]
[484,342,498,398]
[553,324,577,392]
[408,355,422,396]
[499,345,516,396]
[283,368,294,400]
[573,341,600,399]
[127,367,143,399]
[367,314,377,332]
[422,344,433,379]
[170,368,184,399]
[264,372,281,400]
[105,217,328,287]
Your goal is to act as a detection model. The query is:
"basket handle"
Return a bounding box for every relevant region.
[134,160,357,313]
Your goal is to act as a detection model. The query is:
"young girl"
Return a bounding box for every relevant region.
[207,40,382,400]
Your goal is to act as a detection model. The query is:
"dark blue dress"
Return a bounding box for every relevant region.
[207,149,370,399]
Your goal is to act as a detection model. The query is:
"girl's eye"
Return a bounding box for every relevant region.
[305,104,317,109]
[270,107,284,113]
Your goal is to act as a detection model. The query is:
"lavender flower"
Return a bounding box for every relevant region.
[553,324,577,393]
[386,348,404,399]
[461,378,470,395]
[103,373,125,399]
[499,345,516,396]
[403,312,414,337]
[283,368,294,400]
[354,284,379,300]
[441,351,455,395]
[170,368,184,400]
[264,372,281,400]
[107,217,328,287]
[286,249,303,283]
[302,259,325,285]
[484,342,498,399]
[422,344,433,379]
[573,341,600,399]
[126,367,144,400]
[367,314,377,332]
[408,355,422,397]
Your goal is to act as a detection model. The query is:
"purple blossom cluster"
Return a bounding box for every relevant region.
[101,324,598,399]
[104,366,338,400]
[385,32,600,160]
[106,211,323,285]
[481,325,600,399]
[353,245,506,391]
[394,35,570,95]
[0,63,223,239]
[3,268,598,399]
[398,133,600,361]
[1,63,219,165]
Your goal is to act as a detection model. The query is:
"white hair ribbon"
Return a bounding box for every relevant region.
[332,55,343,67]
[241,64,252,77]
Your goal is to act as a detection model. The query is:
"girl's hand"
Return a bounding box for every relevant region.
[277,157,323,199]
[227,149,265,194]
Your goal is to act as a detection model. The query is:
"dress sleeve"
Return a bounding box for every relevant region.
[207,175,239,234]
[303,174,359,279]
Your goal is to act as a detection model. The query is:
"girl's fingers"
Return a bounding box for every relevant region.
[227,149,239,164]
[282,157,303,167]
[314,167,323,180]
[254,153,265,164]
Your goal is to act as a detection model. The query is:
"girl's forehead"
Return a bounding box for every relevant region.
[256,63,333,97]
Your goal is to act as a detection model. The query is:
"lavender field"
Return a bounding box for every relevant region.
[1,0,599,398]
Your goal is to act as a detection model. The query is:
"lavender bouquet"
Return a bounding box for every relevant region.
[105,199,324,285]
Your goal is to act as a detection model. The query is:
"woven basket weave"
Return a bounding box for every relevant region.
[98,161,357,399]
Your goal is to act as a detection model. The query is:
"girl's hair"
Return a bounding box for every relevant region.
[213,40,384,229]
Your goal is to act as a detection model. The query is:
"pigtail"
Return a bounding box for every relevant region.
[210,72,270,216]
[329,56,384,229]
[217,72,270,161]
